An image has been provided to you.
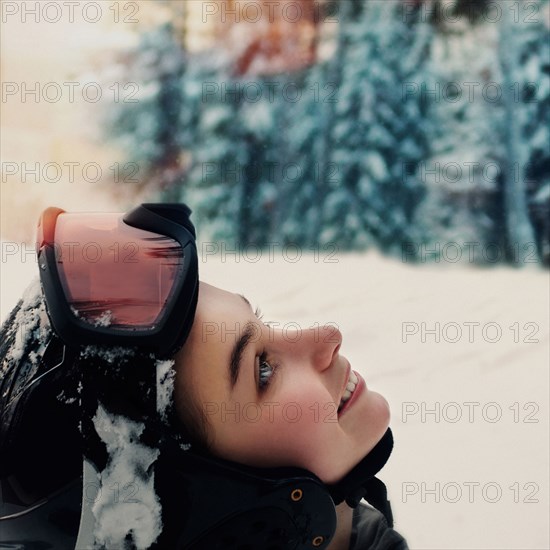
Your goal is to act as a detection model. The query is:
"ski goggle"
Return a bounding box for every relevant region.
[36,203,199,356]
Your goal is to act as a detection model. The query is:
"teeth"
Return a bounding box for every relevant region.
[338,370,358,412]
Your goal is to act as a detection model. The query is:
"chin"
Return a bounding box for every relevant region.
[362,390,391,453]
[329,393,392,484]
[376,389,391,420]
[371,390,391,423]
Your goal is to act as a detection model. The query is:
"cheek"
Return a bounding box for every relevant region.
[259,384,337,460]
[206,387,392,484]
[209,396,347,481]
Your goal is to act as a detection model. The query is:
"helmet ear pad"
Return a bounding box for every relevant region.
[185,507,298,549]
[154,447,337,550]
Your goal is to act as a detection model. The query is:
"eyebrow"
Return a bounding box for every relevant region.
[228,295,256,390]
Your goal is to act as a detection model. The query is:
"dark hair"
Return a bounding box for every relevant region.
[173,349,212,453]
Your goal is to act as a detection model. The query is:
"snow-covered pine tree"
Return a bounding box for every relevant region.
[497,0,540,265]
[100,0,547,265]
[102,23,187,199]
[181,0,323,246]
[513,0,549,265]
[323,0,433,252]
[181,61,284,245]
[412,2,506,263]
[412,0,547,265]
[182,62,250,242]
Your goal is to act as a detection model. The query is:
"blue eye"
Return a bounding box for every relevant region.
[258,351,276,391]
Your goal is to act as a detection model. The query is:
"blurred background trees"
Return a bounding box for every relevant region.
[102,0,549,265]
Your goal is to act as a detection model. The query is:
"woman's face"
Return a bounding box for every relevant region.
[174,282,390,484]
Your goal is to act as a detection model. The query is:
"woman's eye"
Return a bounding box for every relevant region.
[258,352,276,391]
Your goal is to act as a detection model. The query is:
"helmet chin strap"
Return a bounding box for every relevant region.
[327,428,394,527]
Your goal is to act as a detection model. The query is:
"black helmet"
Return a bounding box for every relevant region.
[0,280,82,548]
[0,204,394,549]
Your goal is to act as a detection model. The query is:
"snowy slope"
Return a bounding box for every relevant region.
[1,247,548,549]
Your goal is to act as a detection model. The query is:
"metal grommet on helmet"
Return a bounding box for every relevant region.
[290,488,303,501]
[312,535,325,547]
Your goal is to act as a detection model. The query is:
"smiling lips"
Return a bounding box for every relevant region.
[338,362,366,417]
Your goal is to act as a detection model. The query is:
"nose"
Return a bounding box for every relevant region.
[279,324,342,372]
